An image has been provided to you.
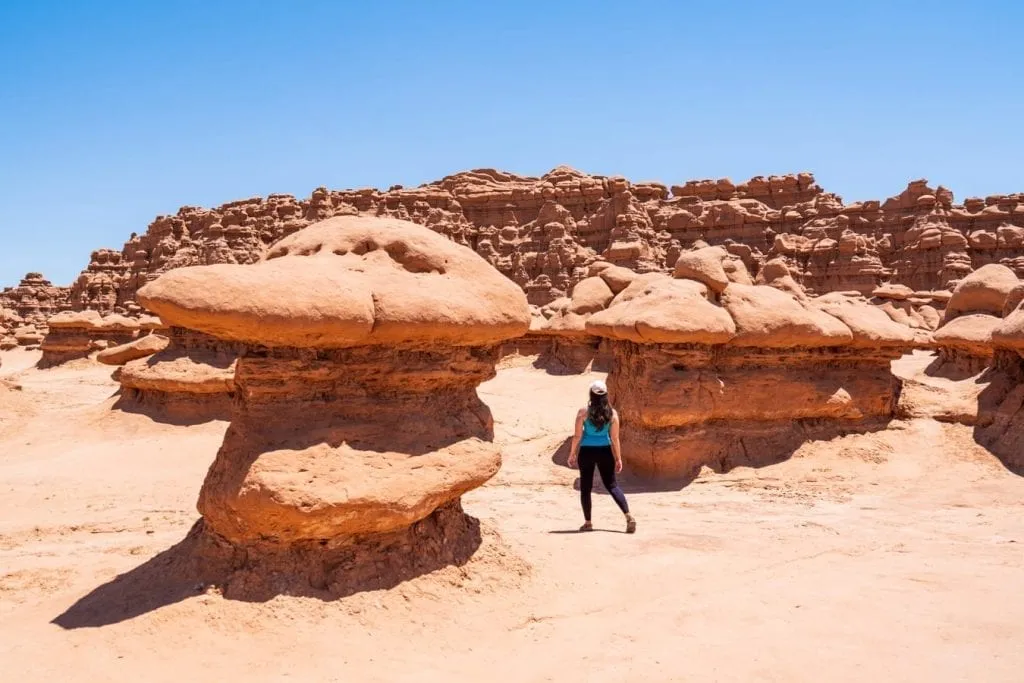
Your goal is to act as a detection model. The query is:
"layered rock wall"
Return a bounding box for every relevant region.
[608,342,903,478]
[63,169,1024,314]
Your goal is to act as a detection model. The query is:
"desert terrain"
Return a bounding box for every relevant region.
[2,345,1022,682]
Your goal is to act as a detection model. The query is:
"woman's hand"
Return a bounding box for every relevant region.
[615,458,623,473]
[568,409,584,470]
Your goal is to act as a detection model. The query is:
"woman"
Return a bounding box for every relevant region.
[567,379,636,533]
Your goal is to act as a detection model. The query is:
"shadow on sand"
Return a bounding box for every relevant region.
[923,354,992,382]
[109,388,234,426]
[52,504,483,629]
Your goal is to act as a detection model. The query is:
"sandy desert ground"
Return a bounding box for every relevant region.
[1,347,1023,682]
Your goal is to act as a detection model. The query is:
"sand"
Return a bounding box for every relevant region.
[1,348,1023,682]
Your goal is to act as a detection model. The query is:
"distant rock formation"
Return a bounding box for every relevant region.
[58,169,1024,317]
[0,273,70,324]
[39,311,141,367]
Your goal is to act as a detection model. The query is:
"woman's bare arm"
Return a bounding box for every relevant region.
[568,409,585,467]
[610,410,623,473]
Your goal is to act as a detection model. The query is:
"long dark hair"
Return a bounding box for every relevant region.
[587,390,613,430]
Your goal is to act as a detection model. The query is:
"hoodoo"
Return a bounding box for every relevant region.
[136,215,530,597]
[585,255,915,479]
[974,280,1024,468]
[39,310,141,367]
[933,264,1021,373]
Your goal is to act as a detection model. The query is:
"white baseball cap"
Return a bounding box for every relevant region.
[589,379,607,395]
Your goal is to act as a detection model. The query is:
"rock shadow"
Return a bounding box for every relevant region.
[550,418,899,493]
[549,435,700,493]
[924,354,991,381]
[963,351,1024,476]
[52,503,483,629]
[110,387,233,426]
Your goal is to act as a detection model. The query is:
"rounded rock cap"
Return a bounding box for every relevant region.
[137,216,530,348]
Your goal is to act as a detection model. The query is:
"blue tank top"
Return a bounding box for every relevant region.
[580,416,611,446]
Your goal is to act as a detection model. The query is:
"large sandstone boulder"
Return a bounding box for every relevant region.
[810,295,917,348]
[97,334,170,365]
[756,258,807,300]
[589,262,643,294]
[567,276,615,314]
[586,278,735,345]
[720,284,852,347]
[134,215,529,597]
[672,246,752,293]
[945,264,1020,320]
[934,314,1000,358]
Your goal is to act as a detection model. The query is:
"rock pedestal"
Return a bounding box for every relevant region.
[587,275,914,479]
[136,215,529,597]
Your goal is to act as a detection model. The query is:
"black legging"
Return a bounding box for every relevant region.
[578,445,629,521]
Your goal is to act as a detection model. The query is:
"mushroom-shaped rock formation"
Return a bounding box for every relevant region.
[931,268,1023,373]
[116,326,240,422]
[135,215,530,597]
[13,325,44,348]
[975,300,1024,469]
[39,310,142,367]
[140,216,527,348]
[585,278,911,479]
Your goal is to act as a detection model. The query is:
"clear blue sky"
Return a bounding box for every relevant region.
[2,0,1022,287]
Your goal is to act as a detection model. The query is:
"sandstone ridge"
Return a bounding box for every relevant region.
[56,169,1024,316]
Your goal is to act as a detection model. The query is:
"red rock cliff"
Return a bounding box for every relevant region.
[56,168,1024,312]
